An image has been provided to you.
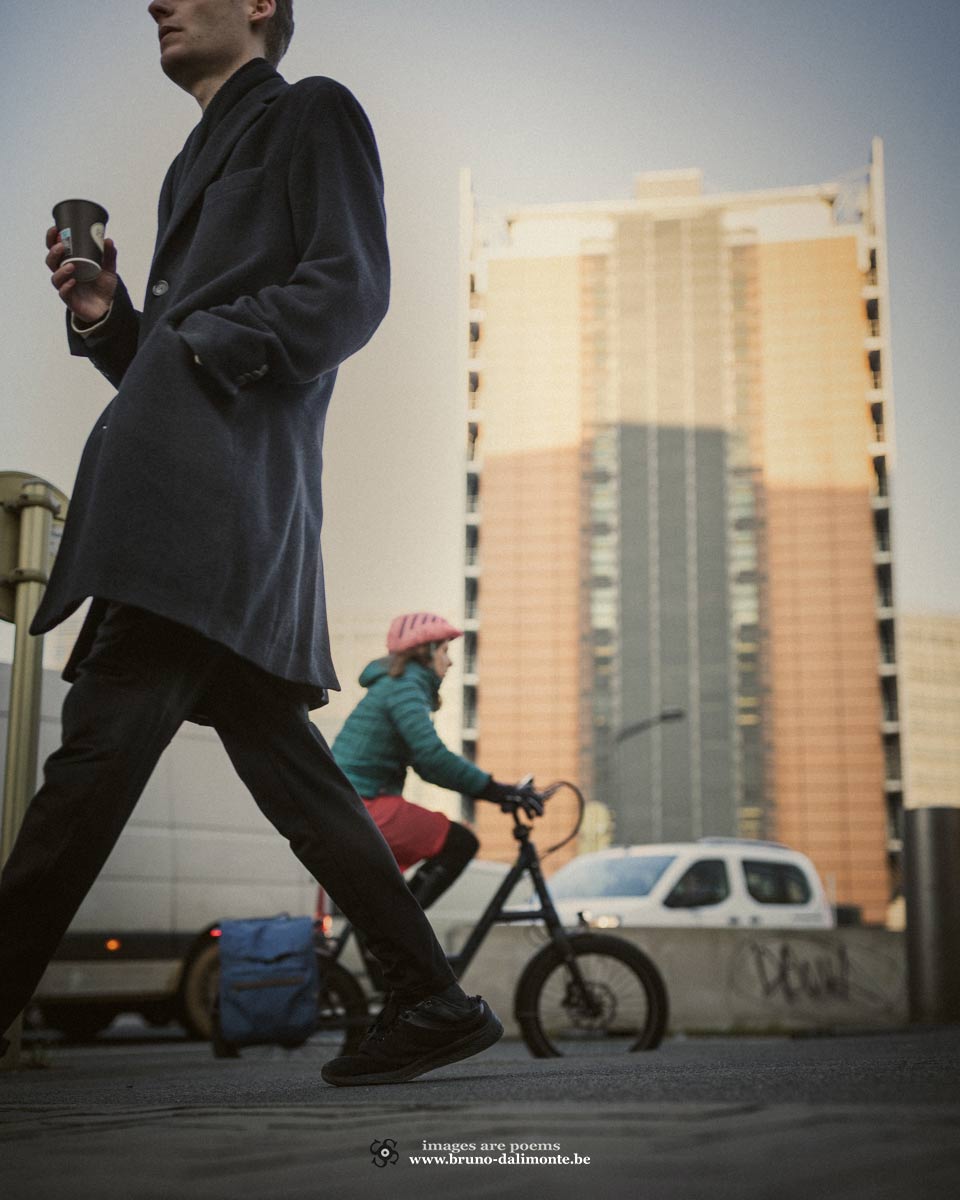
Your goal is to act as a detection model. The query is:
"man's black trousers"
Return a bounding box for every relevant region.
[0,605,455,1034]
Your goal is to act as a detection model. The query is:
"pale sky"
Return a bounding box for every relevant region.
[2,0,958,667]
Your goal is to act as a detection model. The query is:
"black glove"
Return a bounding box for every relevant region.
[479,778,513,805]
[479,778,544,820]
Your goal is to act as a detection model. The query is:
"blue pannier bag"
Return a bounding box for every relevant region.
[214,915,318,1053]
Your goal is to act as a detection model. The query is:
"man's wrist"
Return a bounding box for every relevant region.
[71,303,114,337]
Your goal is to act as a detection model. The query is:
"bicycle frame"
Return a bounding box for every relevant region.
[446,817,573,979]
[318,787,620,1034]
[323,812,581,980]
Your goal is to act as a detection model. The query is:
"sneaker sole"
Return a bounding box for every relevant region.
[321,1002,503,1087]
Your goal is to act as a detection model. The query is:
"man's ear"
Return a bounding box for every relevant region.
[249,0,276,30]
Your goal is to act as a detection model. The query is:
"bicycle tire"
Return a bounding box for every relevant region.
[513,932,668,1057]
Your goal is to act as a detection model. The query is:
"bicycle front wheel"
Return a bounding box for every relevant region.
[514,932,668,1057]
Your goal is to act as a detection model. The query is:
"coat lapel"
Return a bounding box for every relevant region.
[153,64,285,264]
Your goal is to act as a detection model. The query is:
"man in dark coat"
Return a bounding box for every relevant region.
[0,0,502,1086]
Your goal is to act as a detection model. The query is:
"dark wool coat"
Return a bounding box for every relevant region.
[31,59,390,707]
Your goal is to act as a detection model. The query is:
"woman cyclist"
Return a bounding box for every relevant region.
[332,612,533,912]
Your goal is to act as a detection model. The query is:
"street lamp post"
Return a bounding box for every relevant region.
[615,707,686,744]
[0,473,68,1070]
[590,709,686,852]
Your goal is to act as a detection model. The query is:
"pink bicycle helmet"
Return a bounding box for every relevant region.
[387,612,463,654]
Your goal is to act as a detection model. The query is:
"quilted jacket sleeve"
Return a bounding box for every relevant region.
[387,674,491,797]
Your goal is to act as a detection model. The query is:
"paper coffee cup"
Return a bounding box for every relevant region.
[52,198,109,282]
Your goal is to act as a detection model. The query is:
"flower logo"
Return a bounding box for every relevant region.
[370,1137,399,1168]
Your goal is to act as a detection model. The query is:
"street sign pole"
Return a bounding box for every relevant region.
[0,474,67,1071]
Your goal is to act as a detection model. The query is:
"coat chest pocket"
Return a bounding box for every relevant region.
[203,166,267,206]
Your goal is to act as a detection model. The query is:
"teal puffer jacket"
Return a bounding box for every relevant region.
[331,658,490,799]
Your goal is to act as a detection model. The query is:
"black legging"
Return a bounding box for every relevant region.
[354,821,479,992]
[406,821,479,909]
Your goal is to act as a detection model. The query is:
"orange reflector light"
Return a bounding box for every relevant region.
[105,938,121,952]
[321,915,333,936]
[210,927,222,938]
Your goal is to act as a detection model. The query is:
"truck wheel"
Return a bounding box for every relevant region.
[178,938,220,1040]
[37,1002,117,1042]
[139,1001,175,1028]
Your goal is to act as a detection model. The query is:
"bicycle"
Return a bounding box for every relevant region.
[314,777,669,1059]
[200,778,669,1058]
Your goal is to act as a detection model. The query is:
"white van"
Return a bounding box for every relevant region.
[545,838,835,930]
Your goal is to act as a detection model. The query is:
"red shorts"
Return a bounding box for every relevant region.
[362,794,451,873]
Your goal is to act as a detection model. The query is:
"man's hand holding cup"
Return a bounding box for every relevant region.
[47,198,118,326]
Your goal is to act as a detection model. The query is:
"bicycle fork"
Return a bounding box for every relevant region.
[524,852,605,1019]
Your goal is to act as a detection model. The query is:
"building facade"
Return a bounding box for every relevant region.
[460,142,900,921]
[898,613,960,812]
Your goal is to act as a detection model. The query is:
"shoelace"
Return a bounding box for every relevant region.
[365,992,482,1045]
[364,997,410,1045]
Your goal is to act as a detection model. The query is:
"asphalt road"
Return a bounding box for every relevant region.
[2,1026,959,1200]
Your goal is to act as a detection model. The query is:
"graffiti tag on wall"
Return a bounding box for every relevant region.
[729,936,902,1017]
[749,941,850,1003]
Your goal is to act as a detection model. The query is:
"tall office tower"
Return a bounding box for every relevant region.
[460,141,900,921]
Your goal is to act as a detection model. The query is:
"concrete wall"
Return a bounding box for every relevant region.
[458,924,908,1037]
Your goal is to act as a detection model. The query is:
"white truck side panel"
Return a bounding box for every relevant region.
[1,665,317,1001]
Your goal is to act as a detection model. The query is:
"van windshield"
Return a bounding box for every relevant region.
[549,855,677,899]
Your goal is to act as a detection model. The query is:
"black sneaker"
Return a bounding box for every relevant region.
[321,985,503,1086]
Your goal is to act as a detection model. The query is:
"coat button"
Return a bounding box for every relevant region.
[151,279,169,296]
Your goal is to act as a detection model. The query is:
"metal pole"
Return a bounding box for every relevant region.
[1,478,59,1070]
[904,807,960,1024]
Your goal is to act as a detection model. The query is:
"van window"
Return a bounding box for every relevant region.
[663,859,729,908]
[742,860,812,905]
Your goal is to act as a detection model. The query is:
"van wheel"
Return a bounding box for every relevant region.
[178,939,220,1040]
[37,1002,116,1042]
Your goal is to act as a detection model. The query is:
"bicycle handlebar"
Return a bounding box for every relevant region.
[499,776,586,860]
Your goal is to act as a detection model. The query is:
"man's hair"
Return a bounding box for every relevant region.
[263,0,295,67]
